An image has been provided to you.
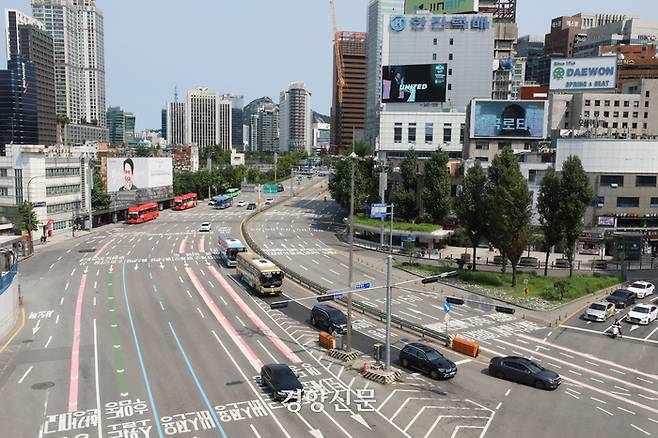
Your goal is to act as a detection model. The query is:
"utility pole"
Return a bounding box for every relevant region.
[346,150,357,351]
[379,167,387,248]
[389,203,395,253]
[385,255,392,370]
[274,152,278,183]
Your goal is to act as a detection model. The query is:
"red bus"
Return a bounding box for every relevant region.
[127,202,160,224]
[173,193,198,210]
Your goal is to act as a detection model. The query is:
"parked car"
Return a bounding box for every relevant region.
[265,198,274,205]
[606,289,636,309]
[489,356,561,390]
[277,183,284,192]
[626,303,658,325]
[399,342,457,380]
[626,281,655,299]
[247,202,257,210]
[199,222,211,232]
[310,304,347,334]
[208,200,215,206]
[583,301,616,322]
[260,364,303,401]
[236,200,246,207]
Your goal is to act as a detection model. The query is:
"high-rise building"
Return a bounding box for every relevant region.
[32,0,108,145]
[167,101,185,146]
[365,0,405,146]
[185,87,232,150]
[516,35,545,58]
[5,9,56,145]
[0,59,38,146]
[222,93,244,150]
[106,107,135,145]
[161,108,167,141]
[331,31,367,153]
[574,18,658,57]
[255,103,280,153]
[279,82,312,154]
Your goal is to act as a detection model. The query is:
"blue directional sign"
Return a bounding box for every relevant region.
[33,201,46,208]
[355,281,371,290]
[401,235,416,242]
[443,302,452,313]
[370,203,388,219]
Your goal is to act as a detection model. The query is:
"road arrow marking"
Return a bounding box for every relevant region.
[630,324,640,332]
[134,264,138,271]
[160,262,164,270]
[351,413,372,430]
[32,320,41,335]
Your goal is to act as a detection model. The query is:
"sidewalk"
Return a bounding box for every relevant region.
[31,222,122,254]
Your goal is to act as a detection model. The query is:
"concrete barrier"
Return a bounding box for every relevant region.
[0,263,19,341]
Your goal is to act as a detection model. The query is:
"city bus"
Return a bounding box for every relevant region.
[218,236,247,267]
[225,188,241,199]
[236,252,284,296]
[173,193,198,210]
[213,195,233,209]
[127,202,159,224]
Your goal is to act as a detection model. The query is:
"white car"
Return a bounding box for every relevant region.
[265,198,274,205]
[626,303,658,325]
[236,200,246,207]
[626,281,655,299]
[199,222,211,232]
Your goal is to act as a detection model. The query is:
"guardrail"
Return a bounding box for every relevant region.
[241,187,451,346]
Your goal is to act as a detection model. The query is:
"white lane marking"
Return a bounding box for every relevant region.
[591,397,607,404]
[637,377,653,384]
[93,297,96,307]
[505,389,511,397]
[312,260,320,265]
[220,297,228,305]
[646,325,658,340]
[197,308,205,319]
[496,402,502,410]
[44,336,53,349]
[454,359,472,365]
[615,385,630,392]
[591,377,605,384]
[559,352,575,359]
[18,366,33,384]
[339,263,349,269]
[597,406,614,416]
[179,276,184,284]
[631,424,651,436]
[547,362,562,369]
[515,339,529,345]
[64,282,69,291]
[300,265,309,271]
[55,315,60,324]
[256,340,279,363]
[186,290,192,298]
[250,424,262,438]
[610,369,626,375]
[585,361,599,367]
[618,406,636,415]
[565,391,580,400]
[94,319,104,437]
[235,316,246,327]
[329,269,341,276]
[285,256,292,261]
[60,297,64,306]
[569,370,582,376]
[321,277,334,285]
[648,418,658,424]
[49,264,54,270]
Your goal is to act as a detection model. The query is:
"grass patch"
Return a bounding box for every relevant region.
[397,261,621,303]
[353,216,441,233]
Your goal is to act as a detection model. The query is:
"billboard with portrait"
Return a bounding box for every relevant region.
[470,100,548,139]
[405,0,478,14]
[550,56,617,91]
[106,158,173,193]
[382,64,447,103]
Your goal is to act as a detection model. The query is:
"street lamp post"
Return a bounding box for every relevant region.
[385,255,392,370]
[346,151,357,352]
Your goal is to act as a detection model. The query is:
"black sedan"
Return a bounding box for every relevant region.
[399,342,457,379]
[260,364,304,401]
[489,356,561,390]
[606,289,636,309]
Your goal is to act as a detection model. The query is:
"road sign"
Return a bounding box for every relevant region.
[370,203,388,219]
[443,302,452,313]
[33,201,46,208]
[401,235,416,242]
[523,278,529,286]
[263,184,278,194]
[354,281,371,290]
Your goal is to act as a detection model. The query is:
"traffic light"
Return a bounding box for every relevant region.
[445,297,465,305]
[270,301,289,310]
[495,306,515,314]
[421,275,441,284]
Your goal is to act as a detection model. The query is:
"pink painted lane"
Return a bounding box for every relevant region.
[179,238,187,254]
[185,268,263,371]
[517,333,658,381]
[198,237,205,253]
[68,274,87,412]
[208,266,301,364]
[93,239,114,259]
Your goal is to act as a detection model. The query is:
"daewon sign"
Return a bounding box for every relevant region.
[550,57,617,91]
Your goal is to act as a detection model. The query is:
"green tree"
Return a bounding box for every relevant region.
[455,161,488,270]
[392,149,419,221]
[246,167,261,184]
[327,157,379,212]
[559,156,593,277]
[340,140,372,158]
[18,201,37,240]
[422,149,451,224]
[537,167,563,276]
[91,172,111,211]
[134,145,150,157]
[486,148,532,286]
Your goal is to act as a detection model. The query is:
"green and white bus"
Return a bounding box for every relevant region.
[236,252,284,296]
[225,188,241,199]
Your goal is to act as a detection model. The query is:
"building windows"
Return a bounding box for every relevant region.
[603,111,609,117]
[475,157,488,162]
[46,184,80,197]
[600,175,624,187]
[432,53,437,61]
[408,123,417,143]
[616,197,639,208]
[594,100,601,106]
[433,38,437,45]
[475,142,489,150]
[632,122,638,129]
[646,90,650,98]
[594,196,604,207]
[425,123,433,143]
[614,101,620,107]
[47,201,80,215]
[623,112,629,118]
[448,68,452,76]
[0,169,7,177]
[394,123,402,143]
[460,123,465,143]
[585,100,591,106]
[612,122,618,128]
[633,101,639,108]
[604,100,610,107]
[46,167,80,178]
[636,176,656,187]
[613,111,619,117]
[651,197,658,208]
[645,112,649,119]
[584,111,590,117]
[448,53,453,60]
[623,101,630,107]
[449,38,454,45]
[622,122,628,129]
[443,124,452,143]
[593,111,600,117]
[644,123,648,129]
[447,83,452,90]
[0,187,8,197]
[633,112,639,118]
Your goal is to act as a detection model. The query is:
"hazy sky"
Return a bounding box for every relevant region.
[0,0,653,130]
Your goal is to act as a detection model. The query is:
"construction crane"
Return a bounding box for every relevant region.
[329,0,346,105]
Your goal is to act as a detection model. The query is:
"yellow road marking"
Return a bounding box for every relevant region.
[0,306,26,353]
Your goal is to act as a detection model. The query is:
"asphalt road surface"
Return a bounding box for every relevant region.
[0,178,656,437]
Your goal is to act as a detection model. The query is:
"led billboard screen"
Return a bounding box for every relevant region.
[405,0,479,14]
[107,157,173,193]
[382,64,447,103]
[471,100,548,139]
